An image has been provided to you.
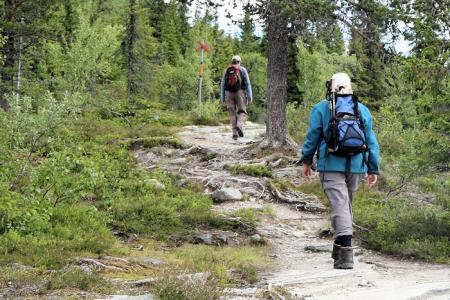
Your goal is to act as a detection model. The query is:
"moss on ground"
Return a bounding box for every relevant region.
[225,164,273,178]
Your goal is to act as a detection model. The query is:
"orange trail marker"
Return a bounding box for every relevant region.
[196,41,210,106]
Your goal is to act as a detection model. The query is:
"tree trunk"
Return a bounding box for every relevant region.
[264,1,296,150]
[126,0,137,104]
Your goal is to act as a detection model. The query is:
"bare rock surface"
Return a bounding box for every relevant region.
[212,187,243,202]
[134,122,450,300]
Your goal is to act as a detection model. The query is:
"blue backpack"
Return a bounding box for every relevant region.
[327,95,367,157]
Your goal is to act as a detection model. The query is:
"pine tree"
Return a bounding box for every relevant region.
[0,0,58,111]
[160,0,182,65]
[348,0,389,106]
[125,0,137,103]
[238,3,259,53]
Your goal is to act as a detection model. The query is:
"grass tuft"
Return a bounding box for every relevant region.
[225,164,273,178]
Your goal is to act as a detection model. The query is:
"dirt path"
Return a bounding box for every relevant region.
[135,122,450,300]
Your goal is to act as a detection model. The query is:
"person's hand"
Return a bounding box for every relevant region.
[367,174,378,188]
[303,164,312,178]
[247,98,253,105]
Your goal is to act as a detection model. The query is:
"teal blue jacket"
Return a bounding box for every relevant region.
[300,99,381,174]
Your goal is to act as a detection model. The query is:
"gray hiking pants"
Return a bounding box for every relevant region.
[319,172,363,239]
[225,90,247,136]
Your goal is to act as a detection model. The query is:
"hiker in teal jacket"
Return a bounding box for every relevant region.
[300,73,381,270]
[301,99,381,174]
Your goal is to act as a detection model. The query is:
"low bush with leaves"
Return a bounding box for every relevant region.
[353,189,449,263]
[192,100,225,126]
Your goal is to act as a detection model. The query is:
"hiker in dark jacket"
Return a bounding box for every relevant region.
[300,73,381,269]
[220,55,253,140]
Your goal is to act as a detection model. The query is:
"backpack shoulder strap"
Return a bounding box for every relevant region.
[352,94,361,119]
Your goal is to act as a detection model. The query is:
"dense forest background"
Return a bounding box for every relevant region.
[0,0,448,297]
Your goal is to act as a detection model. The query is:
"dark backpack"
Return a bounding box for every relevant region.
[327,94,367,157]
[224,65,242,92]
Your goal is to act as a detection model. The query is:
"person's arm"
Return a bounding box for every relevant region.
[362,107,381,187]
[363,109,381,175]
[241,67,253,102]
[220,69,226,102]
[300,105,323,173]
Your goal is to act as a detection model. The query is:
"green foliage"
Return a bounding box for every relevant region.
[287,102,310,143]
[126,136,182,149]
[43,267,111,293]
[0,266,112,295]
[0,206,113,268]
[169,244,269,285]
[354,191,450,263]
[151,272,222,300]
[243,52,267,105]
[110,169,215,237]
[45,11,122,94]
[296,41,358,105]
[226,164,273,178]
[157,60,199,109]
[160,0,182,65]
[192,100,223,125]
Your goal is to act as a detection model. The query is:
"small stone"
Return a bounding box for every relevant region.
[78,264,93,274]
[358,279,375,287]
[216,234,228,244]
[143,179,165,190]
[212,188,243,202]
[132,257,166,267]
[170,158,188,165]
[354,248,363,256]
[196,233,213,245]
[250,234,265,245]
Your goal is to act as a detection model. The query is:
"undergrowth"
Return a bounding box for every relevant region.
[225,164,273,178]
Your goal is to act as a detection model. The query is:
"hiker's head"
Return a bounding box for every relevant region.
[231,55,241,65]
[331,73,353,95]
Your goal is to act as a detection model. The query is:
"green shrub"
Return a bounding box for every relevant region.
[225,164,272,178]
[287,102,310,143]
[354,192,450,263]
[111,171,214,237]
[0,206,114,268]
[151,272,222,300]
[170,244,269,285]
[125,136,182,149]
[192,100,223,126]
[43,267,111,293]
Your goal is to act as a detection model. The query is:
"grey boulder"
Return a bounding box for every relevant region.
[212,188,243,202]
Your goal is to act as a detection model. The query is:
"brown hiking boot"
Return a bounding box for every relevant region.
[332,243,340,261]
[334,246,354,269]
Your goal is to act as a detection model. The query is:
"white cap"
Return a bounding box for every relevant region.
[232,55,241,62]
[331,72,353,95]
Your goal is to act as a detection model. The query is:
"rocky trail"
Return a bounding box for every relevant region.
[134,122,450,300]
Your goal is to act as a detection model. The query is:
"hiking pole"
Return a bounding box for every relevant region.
[196,41,209,108]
